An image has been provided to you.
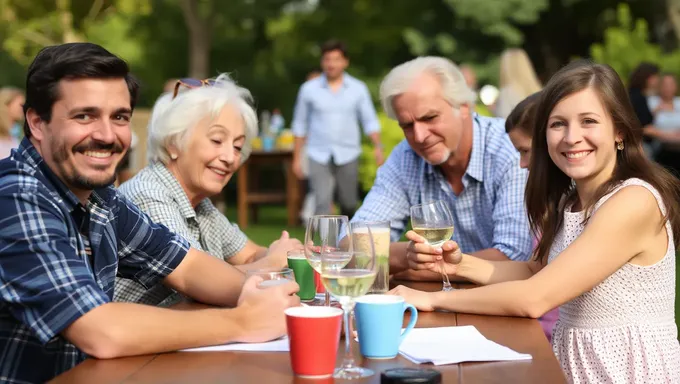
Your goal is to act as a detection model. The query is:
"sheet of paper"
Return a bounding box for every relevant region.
[180,336,290,352]
[398,326,532,365]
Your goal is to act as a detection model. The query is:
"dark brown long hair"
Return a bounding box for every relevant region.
[526,60,680,263]
[505,91,541,136]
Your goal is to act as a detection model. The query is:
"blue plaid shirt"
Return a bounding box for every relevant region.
[0,139,190,383]
[352,115,532,261]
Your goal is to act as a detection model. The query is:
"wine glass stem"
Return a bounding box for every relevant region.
[340,303,356,369]
[439,260,452,290]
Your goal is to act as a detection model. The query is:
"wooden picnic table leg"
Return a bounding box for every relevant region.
[285,156,299,227]
[237,162,249,229]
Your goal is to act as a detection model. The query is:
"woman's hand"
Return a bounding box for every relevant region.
[389,285,436,312]
[404,230,463,276]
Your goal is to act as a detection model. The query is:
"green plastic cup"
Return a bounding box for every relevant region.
[287,250,316,301]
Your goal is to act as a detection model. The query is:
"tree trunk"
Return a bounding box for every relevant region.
[179,0,212,79]
[668,0,680,43]
[56,0,83,43]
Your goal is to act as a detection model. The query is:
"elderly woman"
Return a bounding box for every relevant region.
[115,75,301,306]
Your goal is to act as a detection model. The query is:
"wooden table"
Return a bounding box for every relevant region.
[50,282,565,383]
[236,149,300,229]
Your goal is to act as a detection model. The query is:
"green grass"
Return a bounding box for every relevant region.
[225,205,305,245]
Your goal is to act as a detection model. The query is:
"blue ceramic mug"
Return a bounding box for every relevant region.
[354,295,418,359]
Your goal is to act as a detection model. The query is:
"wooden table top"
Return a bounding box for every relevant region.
[50,281,565,383]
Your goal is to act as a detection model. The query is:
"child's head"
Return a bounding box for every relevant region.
[505,92,541,169]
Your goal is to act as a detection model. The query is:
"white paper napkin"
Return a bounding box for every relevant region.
[398,326,532,365]
[180,336,290,352]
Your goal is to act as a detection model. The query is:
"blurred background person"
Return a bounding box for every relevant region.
[0,87,24,158]
[116,75,301,306]
[292,40,383,218]
[647,73,680,175]
[494,48,542,119]
[629,62,661,157]
[459,64,478,91]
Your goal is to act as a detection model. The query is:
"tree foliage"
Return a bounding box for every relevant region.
[590,3,680,84]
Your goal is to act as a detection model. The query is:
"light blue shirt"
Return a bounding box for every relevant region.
[352,115,532,261]
[292,73,380,165]
[646,96,680,157]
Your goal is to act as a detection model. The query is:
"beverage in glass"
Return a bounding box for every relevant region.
[352,221,390,294]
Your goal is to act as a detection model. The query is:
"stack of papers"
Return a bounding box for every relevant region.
[399,326,532,365]
[180,336,290,352]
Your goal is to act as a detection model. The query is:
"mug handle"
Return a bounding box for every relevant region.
[399,303,418,344]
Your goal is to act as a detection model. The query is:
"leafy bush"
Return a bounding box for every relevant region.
[358,112,405,193]
[590,4,680,84]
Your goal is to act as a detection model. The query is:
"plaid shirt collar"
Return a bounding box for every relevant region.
[16,138,114,212]
[149,161,207,220]
[424,113,485,182]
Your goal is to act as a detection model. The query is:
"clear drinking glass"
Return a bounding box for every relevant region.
[245,268,295,288]
[410,201,455,292]
[304,215,352,306]
[351,221,391,294]
[320,224,377,379]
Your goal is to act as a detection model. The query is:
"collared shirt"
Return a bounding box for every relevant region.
[291,73,380,165]
[0,139,189,384]
[352,115,532,261]
[115,162,247,306]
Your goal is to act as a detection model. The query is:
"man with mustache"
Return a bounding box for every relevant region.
[351,57,532,280]
[0,43,300,384]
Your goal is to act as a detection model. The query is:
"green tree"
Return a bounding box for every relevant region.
[590,3,680,84]
[1,0,150,65]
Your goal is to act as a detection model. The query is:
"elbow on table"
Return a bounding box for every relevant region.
[519,296,552,320]
[73,325,129,360]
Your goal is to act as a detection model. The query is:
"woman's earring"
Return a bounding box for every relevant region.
[170,153,178,160]
[616,141,624,151]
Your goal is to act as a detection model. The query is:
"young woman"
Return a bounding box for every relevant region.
[393,60,680,382]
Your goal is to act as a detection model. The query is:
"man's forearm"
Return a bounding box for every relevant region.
[293,137,306,160]
[165,249,245,307]
[64,302,249,359]
[368,132,382,147]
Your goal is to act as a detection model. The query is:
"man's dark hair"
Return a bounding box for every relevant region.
[320,39,348,59]
[23,42,139,138]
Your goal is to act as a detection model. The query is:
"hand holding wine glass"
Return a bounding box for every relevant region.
[405,232,463,275]
[409,201,455,292]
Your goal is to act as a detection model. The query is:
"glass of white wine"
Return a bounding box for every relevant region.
[321,224,377,379]
[304,215,353,306]
[410,200,455,292]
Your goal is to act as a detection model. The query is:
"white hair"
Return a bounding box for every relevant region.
[379,56,477,120]
[146,73,258,165]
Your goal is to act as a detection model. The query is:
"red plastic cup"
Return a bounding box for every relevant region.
[314,270,325,293]
[285,306,342,378]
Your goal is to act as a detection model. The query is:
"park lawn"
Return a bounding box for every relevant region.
[228,205,680,332]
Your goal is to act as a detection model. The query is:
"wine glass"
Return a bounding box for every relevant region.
[320,224,377,379]
[410,200,455,292]
[304,215,353,306]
